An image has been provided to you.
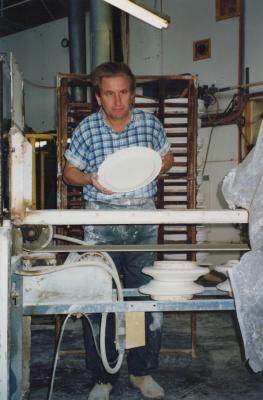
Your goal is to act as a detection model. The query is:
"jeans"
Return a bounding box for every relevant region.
[82,199,163,385]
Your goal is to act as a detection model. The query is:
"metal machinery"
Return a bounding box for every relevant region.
[0,55,249,400]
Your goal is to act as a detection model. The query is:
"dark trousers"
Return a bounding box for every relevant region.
[82,200,163,384]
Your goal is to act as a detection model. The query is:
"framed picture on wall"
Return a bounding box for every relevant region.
[193,39,211,61]
[216,0,241,21]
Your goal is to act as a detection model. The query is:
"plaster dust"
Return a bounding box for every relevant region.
[149,312,163,331]
[29,312,263,399]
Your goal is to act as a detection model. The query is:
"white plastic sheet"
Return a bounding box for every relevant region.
[223,120,263,372]
[229,250,263,373]
[222,120,263,250]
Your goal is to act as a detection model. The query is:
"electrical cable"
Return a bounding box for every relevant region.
[201,126,215,177]
[20,234,126,382]
[81,313,105,360]
[201,91,249,173]
[53,233,92,245]
[47,313,72,400]
[46,311,124,400]
[100,312,125,374]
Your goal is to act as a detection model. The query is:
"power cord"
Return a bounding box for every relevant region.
[19,239,126,398]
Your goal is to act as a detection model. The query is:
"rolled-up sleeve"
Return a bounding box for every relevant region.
[64,123,90,171]
[152,117,170,156]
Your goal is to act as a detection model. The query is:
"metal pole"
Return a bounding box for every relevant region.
[90,0,112,69]
[68,0,87,101]
[0,56,3,224]
[0,220,12,400]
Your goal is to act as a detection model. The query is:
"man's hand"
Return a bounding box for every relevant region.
[63,161,113,194]
[160,149,174,174]
[91,173,113,195]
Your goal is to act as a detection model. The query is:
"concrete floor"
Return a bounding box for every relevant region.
[29,310,263,400]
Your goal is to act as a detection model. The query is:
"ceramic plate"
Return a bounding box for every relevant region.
[98,146,162,193]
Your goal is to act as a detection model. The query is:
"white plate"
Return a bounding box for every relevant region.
[98,146,162,193]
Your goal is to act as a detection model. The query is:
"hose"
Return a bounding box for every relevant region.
[20,233,126,386]
[100,312,125,374]
[47,313,72,400]
[47,312,123,400]
[53,236,126,374]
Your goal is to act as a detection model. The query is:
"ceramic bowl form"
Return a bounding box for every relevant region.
[142,265,209,281]
[139,261,209,301]
[153,260,198,269]
[139,280,205,301]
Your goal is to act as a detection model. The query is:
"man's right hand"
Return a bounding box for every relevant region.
[63,161,113,194]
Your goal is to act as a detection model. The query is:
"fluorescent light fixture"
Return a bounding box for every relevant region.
[103,0,170,29]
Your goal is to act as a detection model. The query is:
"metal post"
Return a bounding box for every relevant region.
[68,0,87,102]
[0,220,12,400]
[0,56,4,224]
[90,0,112,69]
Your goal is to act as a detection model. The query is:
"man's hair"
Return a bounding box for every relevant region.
[91,62,136,95]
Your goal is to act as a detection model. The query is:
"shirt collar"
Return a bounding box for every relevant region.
[98,108,135,133]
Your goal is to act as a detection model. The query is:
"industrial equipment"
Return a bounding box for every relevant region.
[0,54,249,400]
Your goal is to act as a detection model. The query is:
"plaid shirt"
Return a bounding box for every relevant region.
[65,108,170,203]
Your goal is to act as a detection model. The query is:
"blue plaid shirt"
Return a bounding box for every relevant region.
[65,108,170,203]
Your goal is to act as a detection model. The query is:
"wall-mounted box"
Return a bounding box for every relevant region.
[193,39,211,61]
[216,0,241,21]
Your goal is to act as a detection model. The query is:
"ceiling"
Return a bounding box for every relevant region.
[0,0,90,38]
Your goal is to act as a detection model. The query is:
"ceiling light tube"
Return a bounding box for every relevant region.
[103,0,170,29]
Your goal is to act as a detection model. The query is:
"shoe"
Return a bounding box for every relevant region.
[129,374,165,399]
[88,383,113,400]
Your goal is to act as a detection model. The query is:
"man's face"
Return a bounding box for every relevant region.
[95,75,135,124]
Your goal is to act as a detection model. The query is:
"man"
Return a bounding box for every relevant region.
[63,62,173,400]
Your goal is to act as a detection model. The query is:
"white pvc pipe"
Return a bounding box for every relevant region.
[20,209,248,226]
[0,221,11,400]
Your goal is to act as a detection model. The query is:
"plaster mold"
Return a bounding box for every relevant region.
[140,261,209,301]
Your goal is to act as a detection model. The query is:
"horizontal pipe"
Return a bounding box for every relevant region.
[37,243,249,253]
[19,209,248,226]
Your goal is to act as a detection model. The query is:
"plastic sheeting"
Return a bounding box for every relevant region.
[222,120,263,250]
[229,250,263,373]
[222,120,263,372]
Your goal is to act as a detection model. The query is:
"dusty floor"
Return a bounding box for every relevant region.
[29,310,263,400]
